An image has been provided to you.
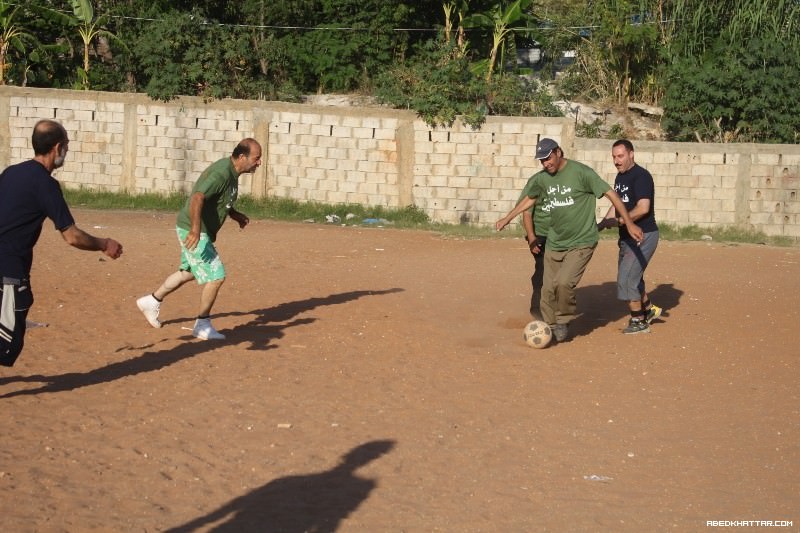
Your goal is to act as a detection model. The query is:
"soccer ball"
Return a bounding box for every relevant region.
[523,320,552,349]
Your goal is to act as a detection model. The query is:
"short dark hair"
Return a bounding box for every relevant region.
[613,139,634,152]
[232,138,259,158]
[32,120,68,156]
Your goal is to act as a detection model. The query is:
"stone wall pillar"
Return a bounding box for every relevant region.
[120,102,138,192]
[396,119,414,207]
[0,93,9,169]
[251,109,271,198]
[735,151,753,228]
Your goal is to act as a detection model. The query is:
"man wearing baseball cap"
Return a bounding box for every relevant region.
[496,138,642,342]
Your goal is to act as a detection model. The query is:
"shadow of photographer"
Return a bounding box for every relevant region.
[165,439,396,533]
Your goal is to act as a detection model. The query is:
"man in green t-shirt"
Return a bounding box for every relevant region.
[136,138,262,340]
[497,138,642,342]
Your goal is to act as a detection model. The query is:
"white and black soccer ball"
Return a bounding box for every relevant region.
[523,320,552,349]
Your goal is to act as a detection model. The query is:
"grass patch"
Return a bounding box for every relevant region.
[599,222,794,246]
[63,188,462,232]
[656,223,794,246]
[65,189,186,211]
[63,188,795,245]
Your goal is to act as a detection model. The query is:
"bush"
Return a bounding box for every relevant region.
[375,39,561,129]
[662,38,800,143]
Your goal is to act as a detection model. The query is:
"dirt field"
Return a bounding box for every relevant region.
[1,209,798,532]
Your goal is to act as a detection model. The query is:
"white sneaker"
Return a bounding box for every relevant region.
[136,295,162,328]
[192,318,225,340]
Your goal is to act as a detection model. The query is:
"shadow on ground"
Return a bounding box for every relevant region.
[571,282,683,338]
[0,289,403,398]
[165,440,396,533]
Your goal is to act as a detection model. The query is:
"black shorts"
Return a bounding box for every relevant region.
[0,278,34,367]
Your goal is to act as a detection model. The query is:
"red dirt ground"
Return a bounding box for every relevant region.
[1,209,798,532]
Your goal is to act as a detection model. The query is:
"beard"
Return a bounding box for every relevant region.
[53,147,67,169]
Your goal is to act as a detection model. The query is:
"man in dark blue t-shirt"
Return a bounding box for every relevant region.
[599,139,662,334]
[0,119,123,367]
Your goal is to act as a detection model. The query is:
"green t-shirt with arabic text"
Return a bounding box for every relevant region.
[526,160,610,251]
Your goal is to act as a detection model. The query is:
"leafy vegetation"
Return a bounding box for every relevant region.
[3,1,799,142]
[662,39,800,143]
[661,0,800,143]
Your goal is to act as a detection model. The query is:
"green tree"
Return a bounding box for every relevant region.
[462,0,536,80]
[375,38,560,128]
[548,0,660,104]
[376,40,488,128]
[594,0,659,105]
[662,0,800,143]
[667,0,800,61]
[35,0,125,89]
[289,0,417,93]
[662,38,800,143]
[130,7,298,102]
[0,0,37,85]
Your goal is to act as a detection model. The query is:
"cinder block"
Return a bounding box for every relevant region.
[431,142,455,155]
[754,153,780,165]
[299,113,322,125]
[710,211,735,224]
[466,176,491,189]
[374,129,395,140]
[448,154,471,167]
[358,182,379,195]
[711,187,735,200]
[361,117,381,129]
[688,210,712,223]
[781,224,800,237]
[697,174,722,188]
[351,140,375,153]
[326,190,348,203]
[206,130,225,142]
[304,146,324,159]
[699,152,726,165]
[675,175,699,188]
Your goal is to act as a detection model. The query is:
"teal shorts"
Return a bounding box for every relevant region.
[176,227,225,284]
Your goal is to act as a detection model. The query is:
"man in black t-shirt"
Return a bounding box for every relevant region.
[0,119,123,367]
[599,139,662,334]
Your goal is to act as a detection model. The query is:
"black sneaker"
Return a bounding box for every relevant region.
[645,305,662,324]
[623,319,650,334]
[550,323,569,342]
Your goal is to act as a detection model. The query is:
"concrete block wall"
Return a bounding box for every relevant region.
[576,138,800,238]
[412,117,568,225]
[1,86,799,239]
[133,103,255,193]
[5,93,126,190]
[267,110,404,207]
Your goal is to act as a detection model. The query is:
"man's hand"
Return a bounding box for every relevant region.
[103,238,123,259]
[626,222,644,243]
[230,210,249,229]
[527,236,542,255]
[597,218,616,231]
[183,230,200,251]
[496,216,511,231]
